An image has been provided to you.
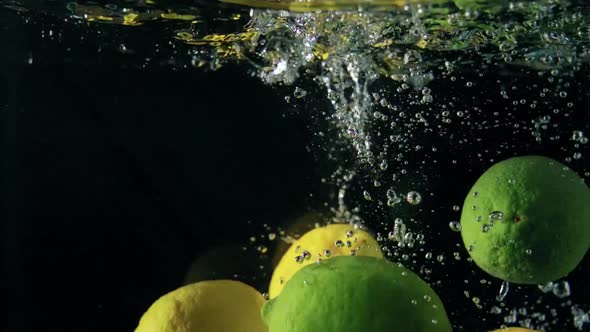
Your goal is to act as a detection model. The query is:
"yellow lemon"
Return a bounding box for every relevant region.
[135,280,268,332]
[271,212,327,268]
[269,223,383,298]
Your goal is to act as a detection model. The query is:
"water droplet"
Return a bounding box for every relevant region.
[323,249,331,257]
[452,205,461,211]
[335,240,344,248]
[525,249,533,255]
[363,190,372,201]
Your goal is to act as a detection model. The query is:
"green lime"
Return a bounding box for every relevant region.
[262,256,452,332]
[460,155,590,284]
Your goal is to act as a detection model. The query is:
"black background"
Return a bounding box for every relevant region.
[1,7,315,331]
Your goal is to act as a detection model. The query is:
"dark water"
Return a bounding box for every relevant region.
[1,8,314,329]
[2,1,590,331]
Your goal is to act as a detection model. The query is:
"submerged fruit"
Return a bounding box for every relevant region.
[135,280,267,332]
[270,212,328,269]
[269,223,383,298]
[461,155,590,284]
[263,256,452,332]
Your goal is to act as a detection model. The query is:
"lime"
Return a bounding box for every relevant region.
[269,223,383,298]
[461,155,590,284]
[135,280,268,332]
[263,256,452,332]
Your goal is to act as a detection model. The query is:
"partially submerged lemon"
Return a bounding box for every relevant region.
[263,256,452,332]
[461,155,590,284]
[135,280,267,332]
[269,223,383,298]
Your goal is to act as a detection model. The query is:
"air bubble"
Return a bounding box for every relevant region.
[406,191,422,205]
[449,221,462,232]
[552,280,571,298]
[496,281,509,302]
[489,211,504,222]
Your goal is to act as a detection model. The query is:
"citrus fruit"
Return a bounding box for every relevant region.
[269,223,383,298]
[135,280,268,332]
[491,328,539,332]
[263,256,452,332]
[270,212,328,268]
[460,155,590,284]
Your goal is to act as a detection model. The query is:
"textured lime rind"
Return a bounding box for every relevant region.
[461,155,590,284]
[262,256,452,332]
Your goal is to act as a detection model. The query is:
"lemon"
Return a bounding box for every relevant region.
[135,280,268,332]
[461,155,590,284]
[269,223,383,298]
[270,212,327,268]
[263,256,452,332]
